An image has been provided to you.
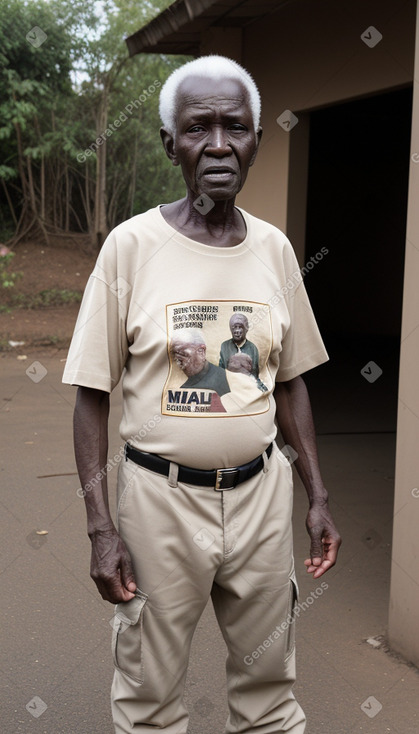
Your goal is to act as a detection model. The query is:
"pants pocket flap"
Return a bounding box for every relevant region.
[115,590,148,626]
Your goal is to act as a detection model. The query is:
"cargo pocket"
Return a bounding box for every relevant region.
[111,589,148,683]
[285,571,299,661]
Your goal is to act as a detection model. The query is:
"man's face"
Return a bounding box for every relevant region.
[163,76,261,201]
[171,340,206,377]
[230,317,248,343]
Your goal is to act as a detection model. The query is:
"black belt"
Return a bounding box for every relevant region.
[124,442,273,490]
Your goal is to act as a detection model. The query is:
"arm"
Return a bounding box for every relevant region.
[273,375,341,578]
[74,386,137,603]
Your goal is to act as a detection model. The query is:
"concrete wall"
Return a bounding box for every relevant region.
[199,0,419,665]
[388,3,419,667]
[224,0,415,262]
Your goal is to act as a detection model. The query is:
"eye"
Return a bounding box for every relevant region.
[228,123,248,132]
[187,125,206,133]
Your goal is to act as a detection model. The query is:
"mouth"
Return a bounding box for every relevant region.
[202,166,237,177]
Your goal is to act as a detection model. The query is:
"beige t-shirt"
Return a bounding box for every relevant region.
[62,205,328,469]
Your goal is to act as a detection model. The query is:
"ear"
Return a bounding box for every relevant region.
[249,126,263,167]
[160,127,179,166]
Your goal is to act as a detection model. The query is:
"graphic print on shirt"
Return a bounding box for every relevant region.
[162,300,273,417]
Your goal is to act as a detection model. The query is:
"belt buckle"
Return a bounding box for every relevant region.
[215,467,239,491]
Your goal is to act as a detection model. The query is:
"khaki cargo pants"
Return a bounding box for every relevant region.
[111,443,306,733]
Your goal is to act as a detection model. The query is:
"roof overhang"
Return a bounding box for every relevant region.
[125,0,290,56]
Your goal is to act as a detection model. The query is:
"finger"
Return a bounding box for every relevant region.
[325,539,341,566]
[116,585,136,602]
[96,572,135,604]
[94,578,115,603]
[304,558,320,573]
[304,559,331,577]
[120,554,137,594]
[108,569,136,602]
[312,559,333,578]
[304,559,320,574]
[308,528,323,562]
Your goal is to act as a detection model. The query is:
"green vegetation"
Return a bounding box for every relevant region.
[10,288,83,309]
[0,0,189,247]
[0,252,22,289]
[1,286,82,312]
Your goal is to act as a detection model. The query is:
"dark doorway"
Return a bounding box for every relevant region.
[302,87,412,433]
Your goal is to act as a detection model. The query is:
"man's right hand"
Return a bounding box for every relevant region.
[89,526,137,603]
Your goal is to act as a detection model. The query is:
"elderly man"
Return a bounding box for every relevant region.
[220,313,268,391]
[220,313,259,373]
[63,54,341,734]
[171,329,231,396]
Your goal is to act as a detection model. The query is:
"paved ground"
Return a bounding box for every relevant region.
[1,338,418,734]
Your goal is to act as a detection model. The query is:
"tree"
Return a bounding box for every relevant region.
[0,0,188,247]
[66,0,186,246]
[0,0,74,243]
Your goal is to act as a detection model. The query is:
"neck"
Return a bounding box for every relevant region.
[160,194,246,247]
[180,194,238,231]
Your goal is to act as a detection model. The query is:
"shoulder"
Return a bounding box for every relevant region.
[106,206,161,247]
[237,207,289,243]
[209,361,224,372]
[208,362,228,379]
[238,207,301,273]
[94,206,162,274]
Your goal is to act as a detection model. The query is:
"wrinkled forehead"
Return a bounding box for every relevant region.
[176,75,250,114]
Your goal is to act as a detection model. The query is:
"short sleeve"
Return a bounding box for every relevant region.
[276,241,328,382]
[62,239,129,392]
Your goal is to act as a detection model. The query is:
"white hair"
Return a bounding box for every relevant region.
[230,312,249,328]
[171,329,206,348]
[159,55,261,135]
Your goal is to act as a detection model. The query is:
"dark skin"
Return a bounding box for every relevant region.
[74,75,341,604]
[274,376,341,578]
[159,76,261,247]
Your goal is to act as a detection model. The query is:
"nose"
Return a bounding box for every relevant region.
[205,126,231,156]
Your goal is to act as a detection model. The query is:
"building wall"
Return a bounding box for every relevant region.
[388,3,419,667]
[199,0,419,666]
[231,0,415,262]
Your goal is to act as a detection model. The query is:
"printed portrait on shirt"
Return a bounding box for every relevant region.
[162,300,273,417]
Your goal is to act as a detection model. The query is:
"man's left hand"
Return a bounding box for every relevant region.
[304,501,341,578]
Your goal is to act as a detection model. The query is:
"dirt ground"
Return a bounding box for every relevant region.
[0,239,95,351]
[2,353,419,733]
[2,240,419,733]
